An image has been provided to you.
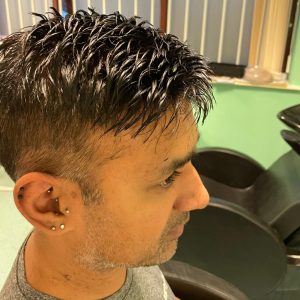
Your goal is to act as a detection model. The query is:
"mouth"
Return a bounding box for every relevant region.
[167,224,185,238]
[167,216,190,239]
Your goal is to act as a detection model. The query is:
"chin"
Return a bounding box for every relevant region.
[131,239,178,268]
[164,238,179,260]
[152,238,179,265]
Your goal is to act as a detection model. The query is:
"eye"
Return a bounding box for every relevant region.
[160,171,182,188]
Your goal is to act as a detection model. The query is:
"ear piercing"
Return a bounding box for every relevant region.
[54,207,70,216]
[50,224,65,231]
[53,198,70,216]
[18,186,25,200]
[18,186,67,232]
[18,187,55,200]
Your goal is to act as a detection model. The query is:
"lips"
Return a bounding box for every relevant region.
[167,216,190,239]
[168,224,185,238]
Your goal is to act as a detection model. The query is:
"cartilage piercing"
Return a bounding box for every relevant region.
[65,208,70,214]
[51,226,56,231]
[18,186,25,200]
[47,187,53,193]
[60,224,65,230]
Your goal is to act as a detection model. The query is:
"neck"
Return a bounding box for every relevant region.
[24,231,127,300]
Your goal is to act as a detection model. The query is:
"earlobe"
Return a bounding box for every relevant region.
[13,172,76,234]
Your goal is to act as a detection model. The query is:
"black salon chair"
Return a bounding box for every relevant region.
[281,130,300,155]
[173,195,287,299]
[160,260,248,300]
[265,103,300,242]
[191,148,265,213]
[278,105,300,156]
[171,104,300,299]
[278,104,300,133]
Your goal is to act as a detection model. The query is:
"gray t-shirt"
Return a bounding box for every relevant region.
[0,238,175,300]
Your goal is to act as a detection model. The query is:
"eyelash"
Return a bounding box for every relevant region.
[160,171,182,188]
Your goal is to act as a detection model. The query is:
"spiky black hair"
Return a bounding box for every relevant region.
[0,8,214,202]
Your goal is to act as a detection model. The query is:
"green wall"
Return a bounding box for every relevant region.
[198,18,300,168]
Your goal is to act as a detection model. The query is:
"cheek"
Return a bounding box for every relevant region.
[113,200,173,245]
[99,171,176,242]
[129,193,176,241]
[138,210,169,238]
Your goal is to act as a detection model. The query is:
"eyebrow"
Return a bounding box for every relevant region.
[160,131,200,177]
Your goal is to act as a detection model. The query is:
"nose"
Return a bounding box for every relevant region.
[173,163,209,212]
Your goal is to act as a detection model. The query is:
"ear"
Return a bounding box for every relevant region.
[13,172,83,235]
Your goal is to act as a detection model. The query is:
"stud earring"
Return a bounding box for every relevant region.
[65,208,70,214]
[47,187,53,193]
[51,226,56,231]
[55,198,59,202]
[60,224,65,230]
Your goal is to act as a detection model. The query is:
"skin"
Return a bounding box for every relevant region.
[13,108,209,300]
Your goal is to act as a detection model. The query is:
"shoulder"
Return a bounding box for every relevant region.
[132,265,169,286]
[0,269,25,300]
[129,265,176,300]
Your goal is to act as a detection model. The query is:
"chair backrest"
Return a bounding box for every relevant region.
[192,148,265,189]
[255,150,300,240]
[280,130,300,156]
[191,148,265,213]
[160,260,249,300]
[278,104,300,133]
[173,198,287,299]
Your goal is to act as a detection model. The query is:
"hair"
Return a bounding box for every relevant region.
[0,8,214,204]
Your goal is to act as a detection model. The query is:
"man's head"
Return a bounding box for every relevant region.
[0,9,213,270]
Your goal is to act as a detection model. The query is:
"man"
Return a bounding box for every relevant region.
[0,8,213,300]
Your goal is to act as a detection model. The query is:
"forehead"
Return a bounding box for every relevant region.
[109,110,199,175]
